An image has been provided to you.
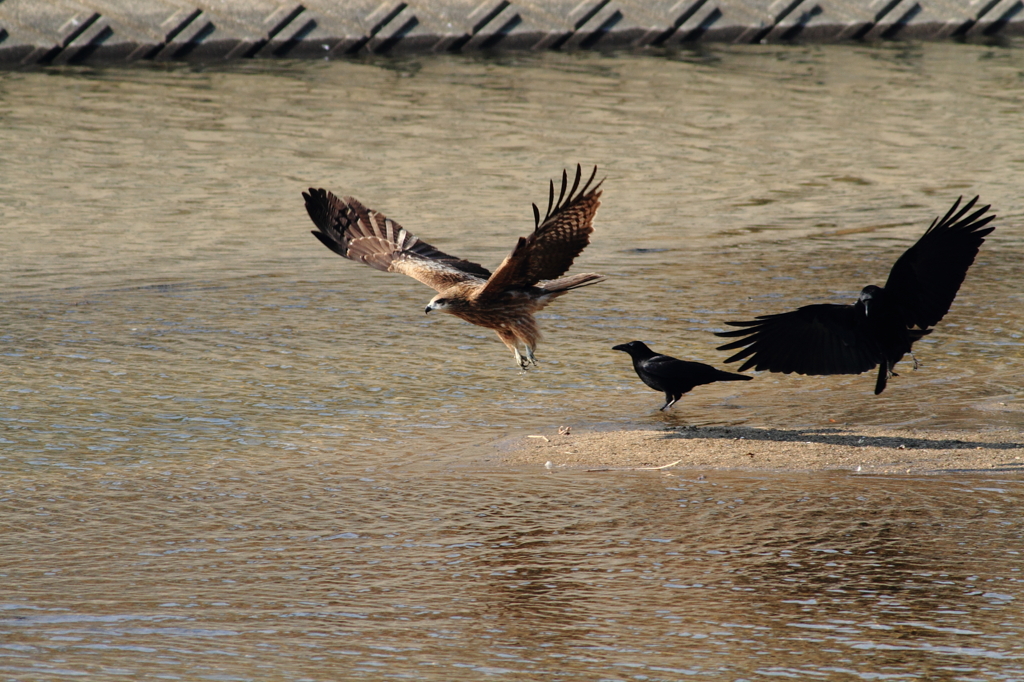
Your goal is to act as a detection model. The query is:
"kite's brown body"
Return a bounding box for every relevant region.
[303,165,604,369]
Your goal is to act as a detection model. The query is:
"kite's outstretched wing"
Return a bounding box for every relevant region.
[303,188,492,292]
[883,196,996,330]
[477,164,602,299]
[715,303,881,375]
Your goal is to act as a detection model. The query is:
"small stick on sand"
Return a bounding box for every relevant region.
[586,459,683,472]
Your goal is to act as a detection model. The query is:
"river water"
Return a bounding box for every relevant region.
[2,43,1023,679]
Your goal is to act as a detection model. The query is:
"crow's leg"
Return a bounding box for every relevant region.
[874,363,891,395]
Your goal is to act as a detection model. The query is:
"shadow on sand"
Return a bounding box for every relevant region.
[660,424,1024,452]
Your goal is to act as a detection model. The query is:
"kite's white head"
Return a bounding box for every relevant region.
[425,295,454,314]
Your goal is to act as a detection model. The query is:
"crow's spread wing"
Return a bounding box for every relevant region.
[477,165,602,299]
[303,188,491,292]
[883,196,995,330]
[715,303,880,375]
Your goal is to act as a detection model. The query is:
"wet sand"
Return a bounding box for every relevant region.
[499,425,1024,474]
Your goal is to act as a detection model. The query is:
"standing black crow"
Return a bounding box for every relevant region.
[715,196,996,394]
[613,341,752,411]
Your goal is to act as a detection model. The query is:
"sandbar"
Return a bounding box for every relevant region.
[500,425,1024,474]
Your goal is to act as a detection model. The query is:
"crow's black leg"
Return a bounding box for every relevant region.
[874,363,890,395]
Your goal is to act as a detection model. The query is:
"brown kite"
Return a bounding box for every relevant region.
[302,165,605,369]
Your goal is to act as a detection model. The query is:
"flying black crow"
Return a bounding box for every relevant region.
[613,341,752,411]
[715,196,996,394]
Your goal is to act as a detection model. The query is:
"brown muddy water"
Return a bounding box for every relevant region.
[2,44,1024,679]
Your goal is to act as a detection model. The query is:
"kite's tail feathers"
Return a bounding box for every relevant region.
[540,273,605,294]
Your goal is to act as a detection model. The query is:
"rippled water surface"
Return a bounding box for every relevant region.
[2,43,1023,679]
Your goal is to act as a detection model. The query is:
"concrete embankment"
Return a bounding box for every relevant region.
[1,0,1022,66]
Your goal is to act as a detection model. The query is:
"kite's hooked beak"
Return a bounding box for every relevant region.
[425,298,448,314]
